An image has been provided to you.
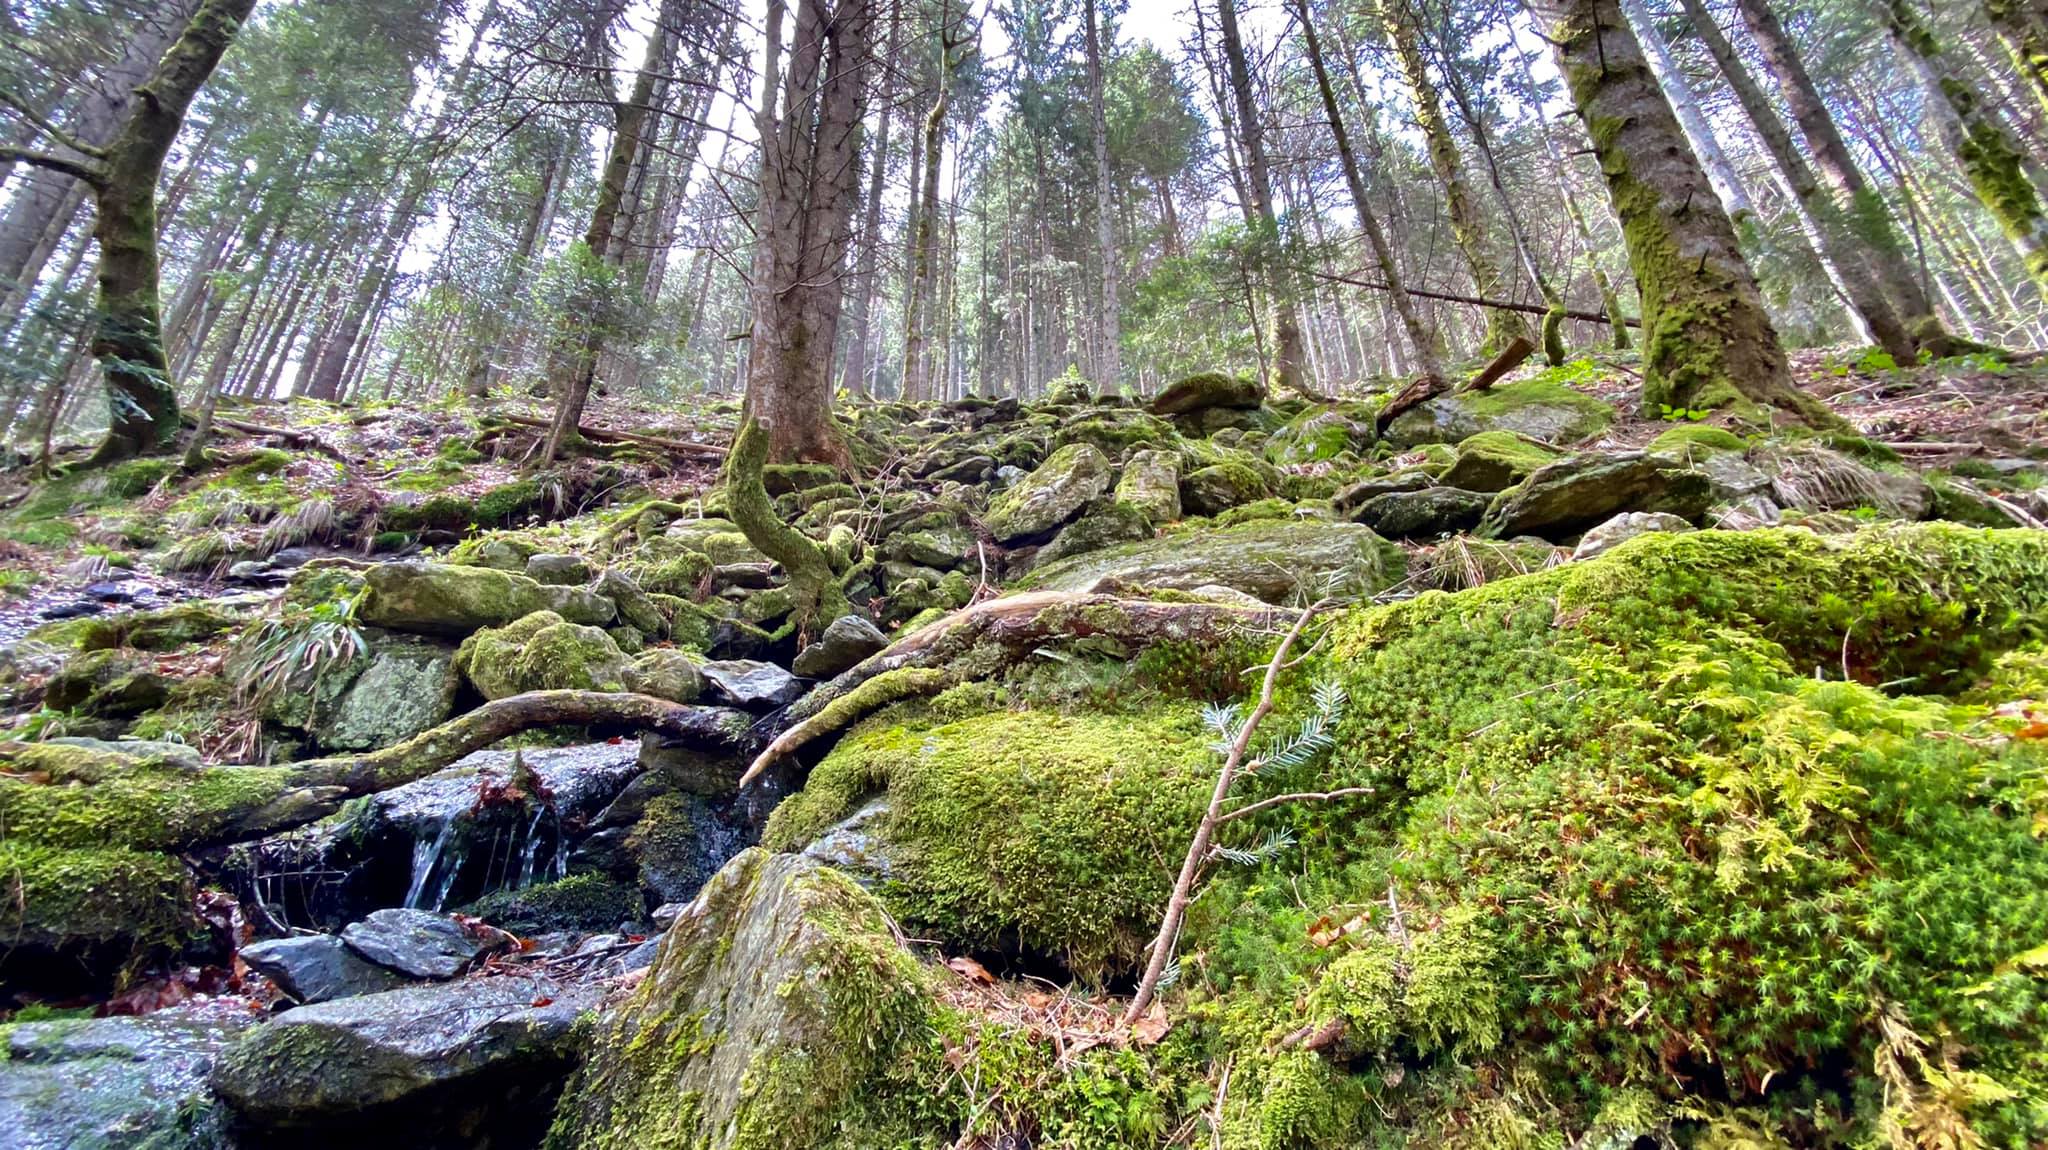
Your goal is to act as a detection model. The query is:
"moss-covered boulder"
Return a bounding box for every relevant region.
[1033,499,1153,566]
[463,873,645,935]
[455,610,632,700]
[43,649,169,717]
[359,561,615,636]
[626,647,705,704]
[1384,378,1614,448]
[264,628,460,752]
[1022,519,1404,603]
[982,443,1114,542]
[1149,370,1265,415]
[546,850,938,1150]
[1048,409,1176,459]
[1480,451,1713,540]
[1438,430,1563,493]
[767,707,1218,977]
[29,600,249,652]
[1115,447,1182,524]
[1350,486,1492,538]
[1179,460,1274,517]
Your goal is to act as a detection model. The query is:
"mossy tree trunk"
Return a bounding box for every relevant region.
[1379,0,1531,356]
[1216,0,1319,398]
[722,418,848,639]
[1733,0,1952,354]
[1676,0,1917,363]
[1884,0,2048,290]
[745,0,874,463]
[1525,0,1834,425]
[1291,0,1444,382]
[10,0,258,467]
[1985,0,2048,120]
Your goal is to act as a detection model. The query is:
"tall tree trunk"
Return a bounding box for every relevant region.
[1616,0,1753,224]
[901,6,957,404]
[1675,0,1916,361]
[1986,0,2048,120]
[840,1,900,399]
[1524,0,1833,425]
[0,1,199,328]
[1734,0,1948,351]
[1084,0,1121,390]
[1292,0,1442,381]
[745,0,875,463]
[543,1,676,461]
[1883,0,2048,290]
[1380,0,1530,354]
[1217,0,1317,397]
[58,0,258,465]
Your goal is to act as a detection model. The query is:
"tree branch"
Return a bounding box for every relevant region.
[0,142,105,185]
[1218,786,1375,825]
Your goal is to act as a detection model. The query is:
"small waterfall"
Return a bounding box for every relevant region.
[515,807,548,890]
[402,819,456,909]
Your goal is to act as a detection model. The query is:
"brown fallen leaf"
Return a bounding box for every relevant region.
[946,955,996,985]
[1131,1001,1171,1046]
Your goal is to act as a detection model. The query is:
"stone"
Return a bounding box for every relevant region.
[340,908,512,979]
[1756,444,1932,519]
[886,523,977,569]
[2,1009,253,1150]
[1180,461,1274,517]
[1268,405,1376,462]
[594,568,666,635]
[1480,452,1714,541]
[799,797,897,884]
[791,614,889,678]
[43,649,168,718]
[1023,520,1404,604]
[1034,500,1154,566]
[455,610,633,700]
[525,552,594,585]
[1331,471,1433,514]
[549,851,934,1149]
[1351,487,1493,538]
[1384,379,1615,448]
[981,443,1114,542]
[240,934,410,1003]
[928,454,996,484]
[627,647,705,703]
[1438,431,1562,493]
[262,628,459,752]
[1710,494,1783,530]
[1115,448,1181,524]
[700,659,805,708]
[467,538,531,571]
[1572,512,1697,560]
[359,561,615,636]
[210,975,596,1137]
[1148,370,1265,415]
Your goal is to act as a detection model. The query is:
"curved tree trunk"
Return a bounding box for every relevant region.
[1524,0,1834,426]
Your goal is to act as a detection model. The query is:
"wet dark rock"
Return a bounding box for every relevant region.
[791,614,889,678]
[2,1007,254,1150]
[1351,487,1492,538]
[240,934,410,1004]
[800,797,896,885]
[462,872,645,935]
[1481,452,1714,541]
[211,975,597,1141]
[38,600,104,621]
[83,582,135,603]
[342,908,512,980]
[699,659,804,709]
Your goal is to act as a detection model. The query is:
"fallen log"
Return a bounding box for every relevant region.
[493,413,728,459]
[1310,268,1641,327]
[1460,335,1535,394]
[209,416,351,463]
[742,591,1283,785]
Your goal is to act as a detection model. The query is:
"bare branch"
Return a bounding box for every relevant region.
[0,142,106,185]
[1218,787,1375,825]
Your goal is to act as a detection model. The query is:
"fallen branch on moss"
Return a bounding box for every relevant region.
[493,413,727,459]
[738,667,951,787]
[208,416,351,463]
[776,590,1283,735]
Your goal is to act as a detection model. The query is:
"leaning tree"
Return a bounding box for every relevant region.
[0,0,258,465]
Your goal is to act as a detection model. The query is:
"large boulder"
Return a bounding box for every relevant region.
[1034,500,1154,566]
[1148,370,1265,415]
[455,610,633,700]
[359,561,614,636]
[1023,520,1404,603]
[1352,487,1493,538]
[1180,460,1275,517]
[981,443,1114,542]
[1439,431,1563,493]
[548,850,938,1150]
[2,1009,253,1150]
[1384,379,1614,448]
[42,649,167,717]
[265,627,460,752]
[211,975,596,1139]
[626,647,706,703]
[792,614,890,678]
[1481,452,1714,540]
[1115,448,1182,524]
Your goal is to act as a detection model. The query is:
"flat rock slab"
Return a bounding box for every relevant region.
[700,659,805,708]
[1023,520,1405,604]
[211,975,597,1129]
[791,615,889,678]
[2,1007,253,1150]
[341,908,511,980]
[241,934,411,1003]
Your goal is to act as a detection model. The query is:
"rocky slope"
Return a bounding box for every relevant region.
[0,351,2045,1148]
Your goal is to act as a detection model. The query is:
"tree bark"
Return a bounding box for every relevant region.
[1085,0,1121,391]
[1986,0,2048,120]
[743,0,874,462]
[1675,0,1916,362]
[1524,0,1834,425]
[1616,0,1754,223]
[1734,0,1946,351]
[1380,0,1530,355]
[1883,0,2048,290]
